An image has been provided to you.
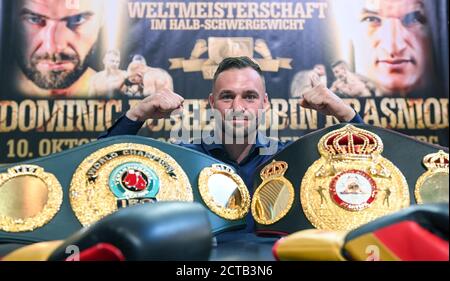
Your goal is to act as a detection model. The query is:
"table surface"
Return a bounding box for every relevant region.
[0,234,279,261]
[211,233,278,261]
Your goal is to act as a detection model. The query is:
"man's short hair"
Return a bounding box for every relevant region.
[132,54,147,65]
[331,60,349,69]
[213,56,265,87]
[105,49,120,57]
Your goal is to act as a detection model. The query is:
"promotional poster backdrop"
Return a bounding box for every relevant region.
[0,0,448,164]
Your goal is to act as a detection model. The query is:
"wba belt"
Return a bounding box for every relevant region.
[0,136,248,244]
[252,123,449,236]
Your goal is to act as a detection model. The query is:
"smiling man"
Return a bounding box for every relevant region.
[14,0,103,97]
[101,57,363,192]
[349,0,434,96]
[100,56,364,232]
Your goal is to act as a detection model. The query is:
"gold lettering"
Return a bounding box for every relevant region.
[92,100,105,132]
[440,99,448,128]
[38,139,51,157]
[423,98,442,129]
[75,101,92,131]
[324,116,339,127]
[395,99,416,129]
[36,100,52,132]
[18,100,36,132]
[54,100,66,132]
[288,99,300,130]
[0,101,18,132]
[380,98,397,128]
[413,99,425,129]
[363,99,381,126]
[105,100,122,129]
[65,100,75,131]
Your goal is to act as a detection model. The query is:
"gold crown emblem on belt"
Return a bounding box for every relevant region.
[319,125,383,160]
[422,150,449,170]
[301,125,410,231]
[260,161,288,180]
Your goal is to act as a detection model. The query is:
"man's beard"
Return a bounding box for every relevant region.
[17,48,95,90]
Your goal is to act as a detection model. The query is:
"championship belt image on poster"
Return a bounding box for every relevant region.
[300,125,410,231]
[169,37,292,79]
[70,143,193,226]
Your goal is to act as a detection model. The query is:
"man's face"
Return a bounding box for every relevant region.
[104,53,120,70]
[209,67,268,140]
[333,64,347,80]
[128,73,142,84]
[314,65,326,76]
[352,0,432,94]
[16,0,102,90]
[127,61,146,84]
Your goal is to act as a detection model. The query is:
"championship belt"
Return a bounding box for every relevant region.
[252,123,448,236]
[70,143,193,226]
[252,161,295,226]
[0,136,248,244]
[414,150,449,204]
[0,165,63,233]
[198,164,250,221]
[300,125,409,230]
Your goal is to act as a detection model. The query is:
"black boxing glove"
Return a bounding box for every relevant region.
[47,202,212,261]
